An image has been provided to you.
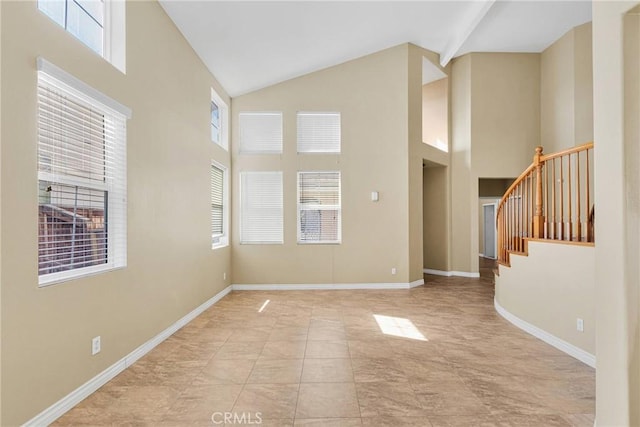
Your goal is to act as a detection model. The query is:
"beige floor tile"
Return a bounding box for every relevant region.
[54,260,595,425]
[232,383,299,419]
[163,384,243,423]
[295,418,362,426]
[227,327,272,342]
[348,340,395,359]
[260,340,307,359]
[214,341,266,360]
[246,358,304,384]
[305,340,350,358]
[356,382,426,418]
[351,358,408,383]
[194,358,256,385]
[301,358,354,382]
[268,326,308,341]
[361,417,433,426]
[296,382,361,418]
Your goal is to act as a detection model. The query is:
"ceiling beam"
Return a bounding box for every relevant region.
[439,0,496,67]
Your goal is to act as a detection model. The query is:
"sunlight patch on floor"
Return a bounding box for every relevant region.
[373,314,427,341]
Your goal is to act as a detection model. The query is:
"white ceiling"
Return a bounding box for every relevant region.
[159,1,592,97]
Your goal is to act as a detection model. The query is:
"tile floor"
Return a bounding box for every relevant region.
[54,261,595,426]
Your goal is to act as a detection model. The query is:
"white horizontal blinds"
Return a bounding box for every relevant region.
[298,172,341,243]
[240,172,283,244]
[297,112,341,153]
[211,164,224,243]
[239,112,283,153]
[37,69,127,283]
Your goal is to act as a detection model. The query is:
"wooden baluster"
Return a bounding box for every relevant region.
[552,158,556,240]
[568,154,573,241]
[586,148,592,242]
[560,158,564,240]
[529,175,533,237]
[576,151,582,241]
[533,146,544,238]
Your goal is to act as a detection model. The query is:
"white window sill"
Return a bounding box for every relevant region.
[39,264,125,288]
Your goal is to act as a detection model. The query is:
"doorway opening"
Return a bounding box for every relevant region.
[478,178,514,259]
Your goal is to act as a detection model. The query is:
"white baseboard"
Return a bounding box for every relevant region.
[232,280,424,291]
[23,285,233,427]
[409,279,425,288]
[423,268,480,278]
[494,297,596,368]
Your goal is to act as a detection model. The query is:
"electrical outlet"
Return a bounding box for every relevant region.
[391,267,397,275]
[92,336,101,355]
[223,272,226,280]
[576,318,584,332]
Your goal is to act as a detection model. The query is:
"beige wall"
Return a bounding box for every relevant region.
[423,166,449,270]
[495,241,595,355]
[422,78,448,149]
[624,6,640,426]
[541,23,593,153]
[593,2,640,425]
[408,45,451,281]
[450,53,540,274]
[0,2,231,424]
[231,45,413,284]
[624,6,640,425]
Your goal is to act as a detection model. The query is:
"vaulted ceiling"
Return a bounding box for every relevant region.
[159,1,592,97]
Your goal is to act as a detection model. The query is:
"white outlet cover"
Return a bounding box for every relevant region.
[576,318,584,332]
[92,336,101,355]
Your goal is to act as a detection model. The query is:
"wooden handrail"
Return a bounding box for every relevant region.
[497,142,595,266]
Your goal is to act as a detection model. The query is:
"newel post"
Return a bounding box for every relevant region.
[533,146,545,238]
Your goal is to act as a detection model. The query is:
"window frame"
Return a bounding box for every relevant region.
[211,88,229,150]
[297,171,342,245]
[37,0,126,73]
[37,58,130,287]
[211,161,229,249]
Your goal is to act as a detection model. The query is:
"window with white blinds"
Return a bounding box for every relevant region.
[297,171,341,244]
[211,162,228,248]
[239,112,283,153]
[37,60,129,286]
[297,112,341,153]
[240,172,283,244]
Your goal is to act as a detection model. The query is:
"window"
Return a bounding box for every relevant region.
[239,112,283,153]
[297,172,341,244]
[37,58,130,286]
[211,162,228,248]
[211,88,228,149]
[297,112,341,153]
[38,0,126,72]
[240,172,283,244]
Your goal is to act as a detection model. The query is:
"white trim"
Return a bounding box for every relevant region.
[23,285,233,427]
[36,57,132,118]
[232,282,421,291]
[423,268,480,278]
[409,279,425,288]
[494,297,596,368]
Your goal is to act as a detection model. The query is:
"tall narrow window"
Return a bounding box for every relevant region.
[239,112,283,154]
[37,58,130,286]
[211,162,228,248]
[297,172,341,244]
[211,88,228,149]
[240,172,283,244]
[297,112,341,153]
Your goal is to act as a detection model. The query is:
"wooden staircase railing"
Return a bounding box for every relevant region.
[497,142,595,266]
